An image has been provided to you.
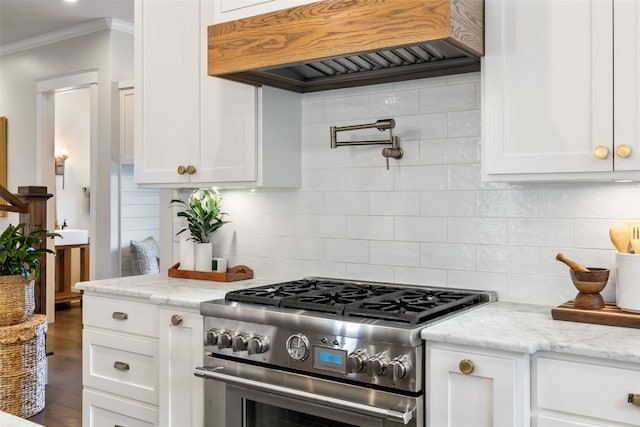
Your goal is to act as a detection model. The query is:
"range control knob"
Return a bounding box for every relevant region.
[204,329,220,346]
[347,350,368,373]
[366,354,388,377]
[217,331,233,350]
[248,336,270,354]
[388,357,410,381]
[232,334,249,352]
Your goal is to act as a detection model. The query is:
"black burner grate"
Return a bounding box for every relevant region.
[225,279,491,324]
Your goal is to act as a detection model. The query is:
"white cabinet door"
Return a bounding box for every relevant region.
[483,0,614,177]
[159,308,204,427]
[214,0,318,23]
[135,0,198,185]
[614,0,640,172]
[427,344,529,427]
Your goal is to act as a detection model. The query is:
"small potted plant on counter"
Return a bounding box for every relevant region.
[170,188,229,271]
[0,223,58,326]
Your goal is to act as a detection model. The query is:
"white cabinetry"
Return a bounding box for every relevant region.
[119,82,135,165]
[483,0,640,181]
[214,0,318,23]
[158,307,204,427]
[533,354,640,426]
[82,294,160,426]
[426,343,530,427]
[134,0,300,188]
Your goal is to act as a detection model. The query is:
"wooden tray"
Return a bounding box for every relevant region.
[168,263,253,282]
[551,301,640,329]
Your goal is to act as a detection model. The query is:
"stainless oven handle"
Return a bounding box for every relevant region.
[194,366,414,425]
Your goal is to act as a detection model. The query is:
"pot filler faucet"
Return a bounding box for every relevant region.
[330,119,403,169]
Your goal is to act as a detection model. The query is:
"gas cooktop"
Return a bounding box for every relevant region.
[224,277,495,325]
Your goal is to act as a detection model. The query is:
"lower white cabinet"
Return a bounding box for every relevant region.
[159,307,204,427]
[426,343,530,427]
[82,294,160,426]
[533,354,640,426]
[82,294,207,427]
[83,389,159,427]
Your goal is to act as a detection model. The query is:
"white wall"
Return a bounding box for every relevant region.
[173,72,640,307]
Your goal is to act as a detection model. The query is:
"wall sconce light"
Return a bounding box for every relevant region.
[55,148,70,188]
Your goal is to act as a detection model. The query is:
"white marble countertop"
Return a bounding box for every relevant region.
[75,273,273,308]
[421,301,640,364]
[0,411,41,427]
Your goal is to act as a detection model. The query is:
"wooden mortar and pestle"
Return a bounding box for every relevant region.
[556,253,609,310]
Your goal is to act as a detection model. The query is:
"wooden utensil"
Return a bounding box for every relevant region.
[555,253,590,272]
[610,222,630,253]
[631,225,640,254]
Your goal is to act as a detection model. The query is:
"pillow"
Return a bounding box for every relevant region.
[130,236,160,275]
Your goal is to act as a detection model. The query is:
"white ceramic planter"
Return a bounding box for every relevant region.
[179,237,195,270]
[194,242,213,272]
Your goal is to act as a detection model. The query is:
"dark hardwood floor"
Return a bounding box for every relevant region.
[28,302,83,427]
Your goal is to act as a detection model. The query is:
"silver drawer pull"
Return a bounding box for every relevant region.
[629,393,640,406]
[115,425,125,427]
[113,361,130,371]
[112,312,128,320]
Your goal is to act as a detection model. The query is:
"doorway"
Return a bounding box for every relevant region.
[36,69,98,322]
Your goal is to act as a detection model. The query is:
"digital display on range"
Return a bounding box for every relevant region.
[313,346,347,374]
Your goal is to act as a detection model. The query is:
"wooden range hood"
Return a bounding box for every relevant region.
[207,0,484,93]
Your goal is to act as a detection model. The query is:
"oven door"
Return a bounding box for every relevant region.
[195,359,421,427]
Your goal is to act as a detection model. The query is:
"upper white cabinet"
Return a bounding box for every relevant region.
[213,0,319,23]
[483,0,640,181]
[134,0,301,188]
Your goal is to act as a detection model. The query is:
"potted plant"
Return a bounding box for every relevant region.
[0,223,57,326]
[170,189,229,271]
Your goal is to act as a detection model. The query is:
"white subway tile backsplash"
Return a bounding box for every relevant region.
[369,90,420,117]
[370,241,420,267]
[420,242,476,270]
[508,218,575,247]
[393,165,447,191]
[394,217,447,242]
[420,137,479,165]
[419,84,476,113]
[476,190,538,217]
[370,192,419,216]
[420,191,476,217]
[346,167,394,191]
[176,74,638,306]
[447,110,480,137]
[448,217,507,244]
[347,216,394,240]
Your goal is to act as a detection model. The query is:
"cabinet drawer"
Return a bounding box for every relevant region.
[536,357,640,424]
[84,294,159,338]
[83,389,158,427]
[84,329,159,405]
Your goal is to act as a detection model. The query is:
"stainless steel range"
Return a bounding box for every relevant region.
[195,277,496,427]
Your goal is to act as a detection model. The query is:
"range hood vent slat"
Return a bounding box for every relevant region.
[208,0,484,93]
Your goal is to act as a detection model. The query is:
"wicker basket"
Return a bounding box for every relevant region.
[0,314,47,418]
[0,275,34,327]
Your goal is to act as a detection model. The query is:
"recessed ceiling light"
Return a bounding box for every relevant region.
[64,0,78,3]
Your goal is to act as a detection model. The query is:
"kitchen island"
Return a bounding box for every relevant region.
[422,301,640,427]
[1,411,41,427]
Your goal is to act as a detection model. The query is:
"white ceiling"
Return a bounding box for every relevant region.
[0,0,133,46]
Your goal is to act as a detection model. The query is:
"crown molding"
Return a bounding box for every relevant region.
[1,18,134,56]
